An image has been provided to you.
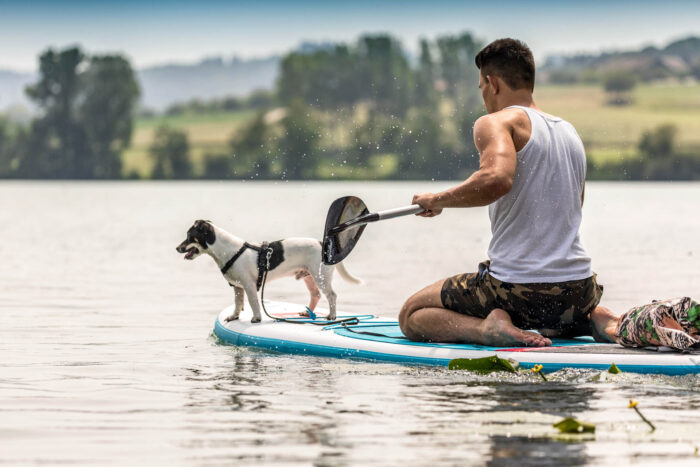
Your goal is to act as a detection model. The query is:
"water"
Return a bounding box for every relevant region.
[1,181,699,466]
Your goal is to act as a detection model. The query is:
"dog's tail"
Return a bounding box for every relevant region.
[335,261,363,285]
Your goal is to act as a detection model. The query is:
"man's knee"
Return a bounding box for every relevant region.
[398,298,417,331]
[399,279,446,339]
[399,296,431,340]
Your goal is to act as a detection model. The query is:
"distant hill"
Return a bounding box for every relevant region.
[137,55,279,110]
[541,36,700,83]
[0,55,280,113]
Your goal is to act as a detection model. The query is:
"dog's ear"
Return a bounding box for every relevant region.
[193,219,216,247]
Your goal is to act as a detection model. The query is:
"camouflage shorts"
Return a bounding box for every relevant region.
[440,261,603,335]
[615,297,700,350]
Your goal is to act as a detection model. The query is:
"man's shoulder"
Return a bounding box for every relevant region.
[473,114,511,149]
[474,111,512,131]
[477,107,529,129]
[475,109,531,151]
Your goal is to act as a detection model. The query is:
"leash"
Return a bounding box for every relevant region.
[221,240,367,327]
[338,321,408,339]
[257,247,361,327]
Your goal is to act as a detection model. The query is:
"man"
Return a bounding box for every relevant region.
[399,38,619,347]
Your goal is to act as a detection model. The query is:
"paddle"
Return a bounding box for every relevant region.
[322,196,424,264]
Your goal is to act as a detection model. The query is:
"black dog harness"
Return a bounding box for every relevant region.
[220,241,283,290]
[219,239,364,328]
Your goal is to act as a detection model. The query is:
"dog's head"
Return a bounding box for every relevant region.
[176,220,216,260]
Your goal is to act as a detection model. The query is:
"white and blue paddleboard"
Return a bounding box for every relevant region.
[213,302,700,375]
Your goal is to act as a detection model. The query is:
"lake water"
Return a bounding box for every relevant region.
[1,181,700,466]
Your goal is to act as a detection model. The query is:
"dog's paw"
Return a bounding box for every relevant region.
[326,315,336,321]
[250,316,262,323]
[224,314,240,322]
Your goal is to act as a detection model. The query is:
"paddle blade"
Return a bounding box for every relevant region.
[322,196,369,265]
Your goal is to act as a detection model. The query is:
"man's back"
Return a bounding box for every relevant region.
[487,105,591,283]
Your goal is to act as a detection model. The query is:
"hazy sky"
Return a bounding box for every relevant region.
[1,0,699,71]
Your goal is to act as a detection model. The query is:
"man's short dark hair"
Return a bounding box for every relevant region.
[475,38,535,91]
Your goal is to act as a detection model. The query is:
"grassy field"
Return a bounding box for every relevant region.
[535,83,700,163]
[122,83,700,177]
[123,109,256,177]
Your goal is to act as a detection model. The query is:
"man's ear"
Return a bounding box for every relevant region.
[486,75,500,95]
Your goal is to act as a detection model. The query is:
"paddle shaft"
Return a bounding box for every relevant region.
[329,204,424,234]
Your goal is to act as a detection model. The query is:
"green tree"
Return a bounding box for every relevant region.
[603,70,636,106]
[357,35,412,115]
[229,111,271,177]
[21,46,139,178]
[350,110,400,167]
[22,47,85,178]
[279,101,320,179]
[414,39,437,108]
[692,63,700,81]
[150,126,191,179]
[80,55,140,178]
[437,33,481,107]
[397,108,442,179]
[455,108,485,176]
[278,45,360,110]
[202,152,234,179]
[278,35,413,115]
[638,124,676,159]
[0,117,24,177]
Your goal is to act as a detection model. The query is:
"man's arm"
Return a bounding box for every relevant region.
[413,114,517,215]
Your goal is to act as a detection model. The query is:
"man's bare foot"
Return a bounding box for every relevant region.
[590,306,620,343]
[479,308,552,347]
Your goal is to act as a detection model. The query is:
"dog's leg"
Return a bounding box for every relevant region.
[314,268,337,321]
[243,283,263,323]
[321,284,337,321]
[302,275,322,315]
[225,286,245,322]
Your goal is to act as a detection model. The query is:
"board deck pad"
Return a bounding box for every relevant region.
[331,323,597,351]
[213,301,700,375]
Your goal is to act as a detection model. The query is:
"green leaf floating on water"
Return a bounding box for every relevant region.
[608,363,622,374]
[553,417,596,434]
[448,356,518,373]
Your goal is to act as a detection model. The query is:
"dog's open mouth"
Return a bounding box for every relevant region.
[184,247,199,260]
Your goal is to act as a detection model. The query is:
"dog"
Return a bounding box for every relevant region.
[176,220,362,323]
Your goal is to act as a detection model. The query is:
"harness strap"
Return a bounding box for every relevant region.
[256,242,272,290]
[221,242,258,275]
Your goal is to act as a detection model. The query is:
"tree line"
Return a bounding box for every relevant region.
[588,123,700,180]
[172,33,486,181]
[2,35,699,181]
[0,47,139,179]
[1,34,487,180]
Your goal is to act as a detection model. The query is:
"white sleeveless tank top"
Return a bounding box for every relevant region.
[487,105,592,283]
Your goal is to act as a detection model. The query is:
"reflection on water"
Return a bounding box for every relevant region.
[180,346,700,466]
[487,436,589,467]
[1,181,700,465]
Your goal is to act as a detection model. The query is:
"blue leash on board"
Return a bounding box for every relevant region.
[305,306,317,320]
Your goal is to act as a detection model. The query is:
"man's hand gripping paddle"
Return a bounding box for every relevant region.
[322,196,424,265]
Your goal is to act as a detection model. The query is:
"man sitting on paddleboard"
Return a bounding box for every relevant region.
[399,38,619,347]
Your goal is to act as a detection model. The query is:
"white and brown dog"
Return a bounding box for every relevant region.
[176,220,361,322]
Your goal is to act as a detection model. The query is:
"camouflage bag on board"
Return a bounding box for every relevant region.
[615,297,700,350]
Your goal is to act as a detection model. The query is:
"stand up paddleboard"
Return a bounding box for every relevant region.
[213,301,700,375]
